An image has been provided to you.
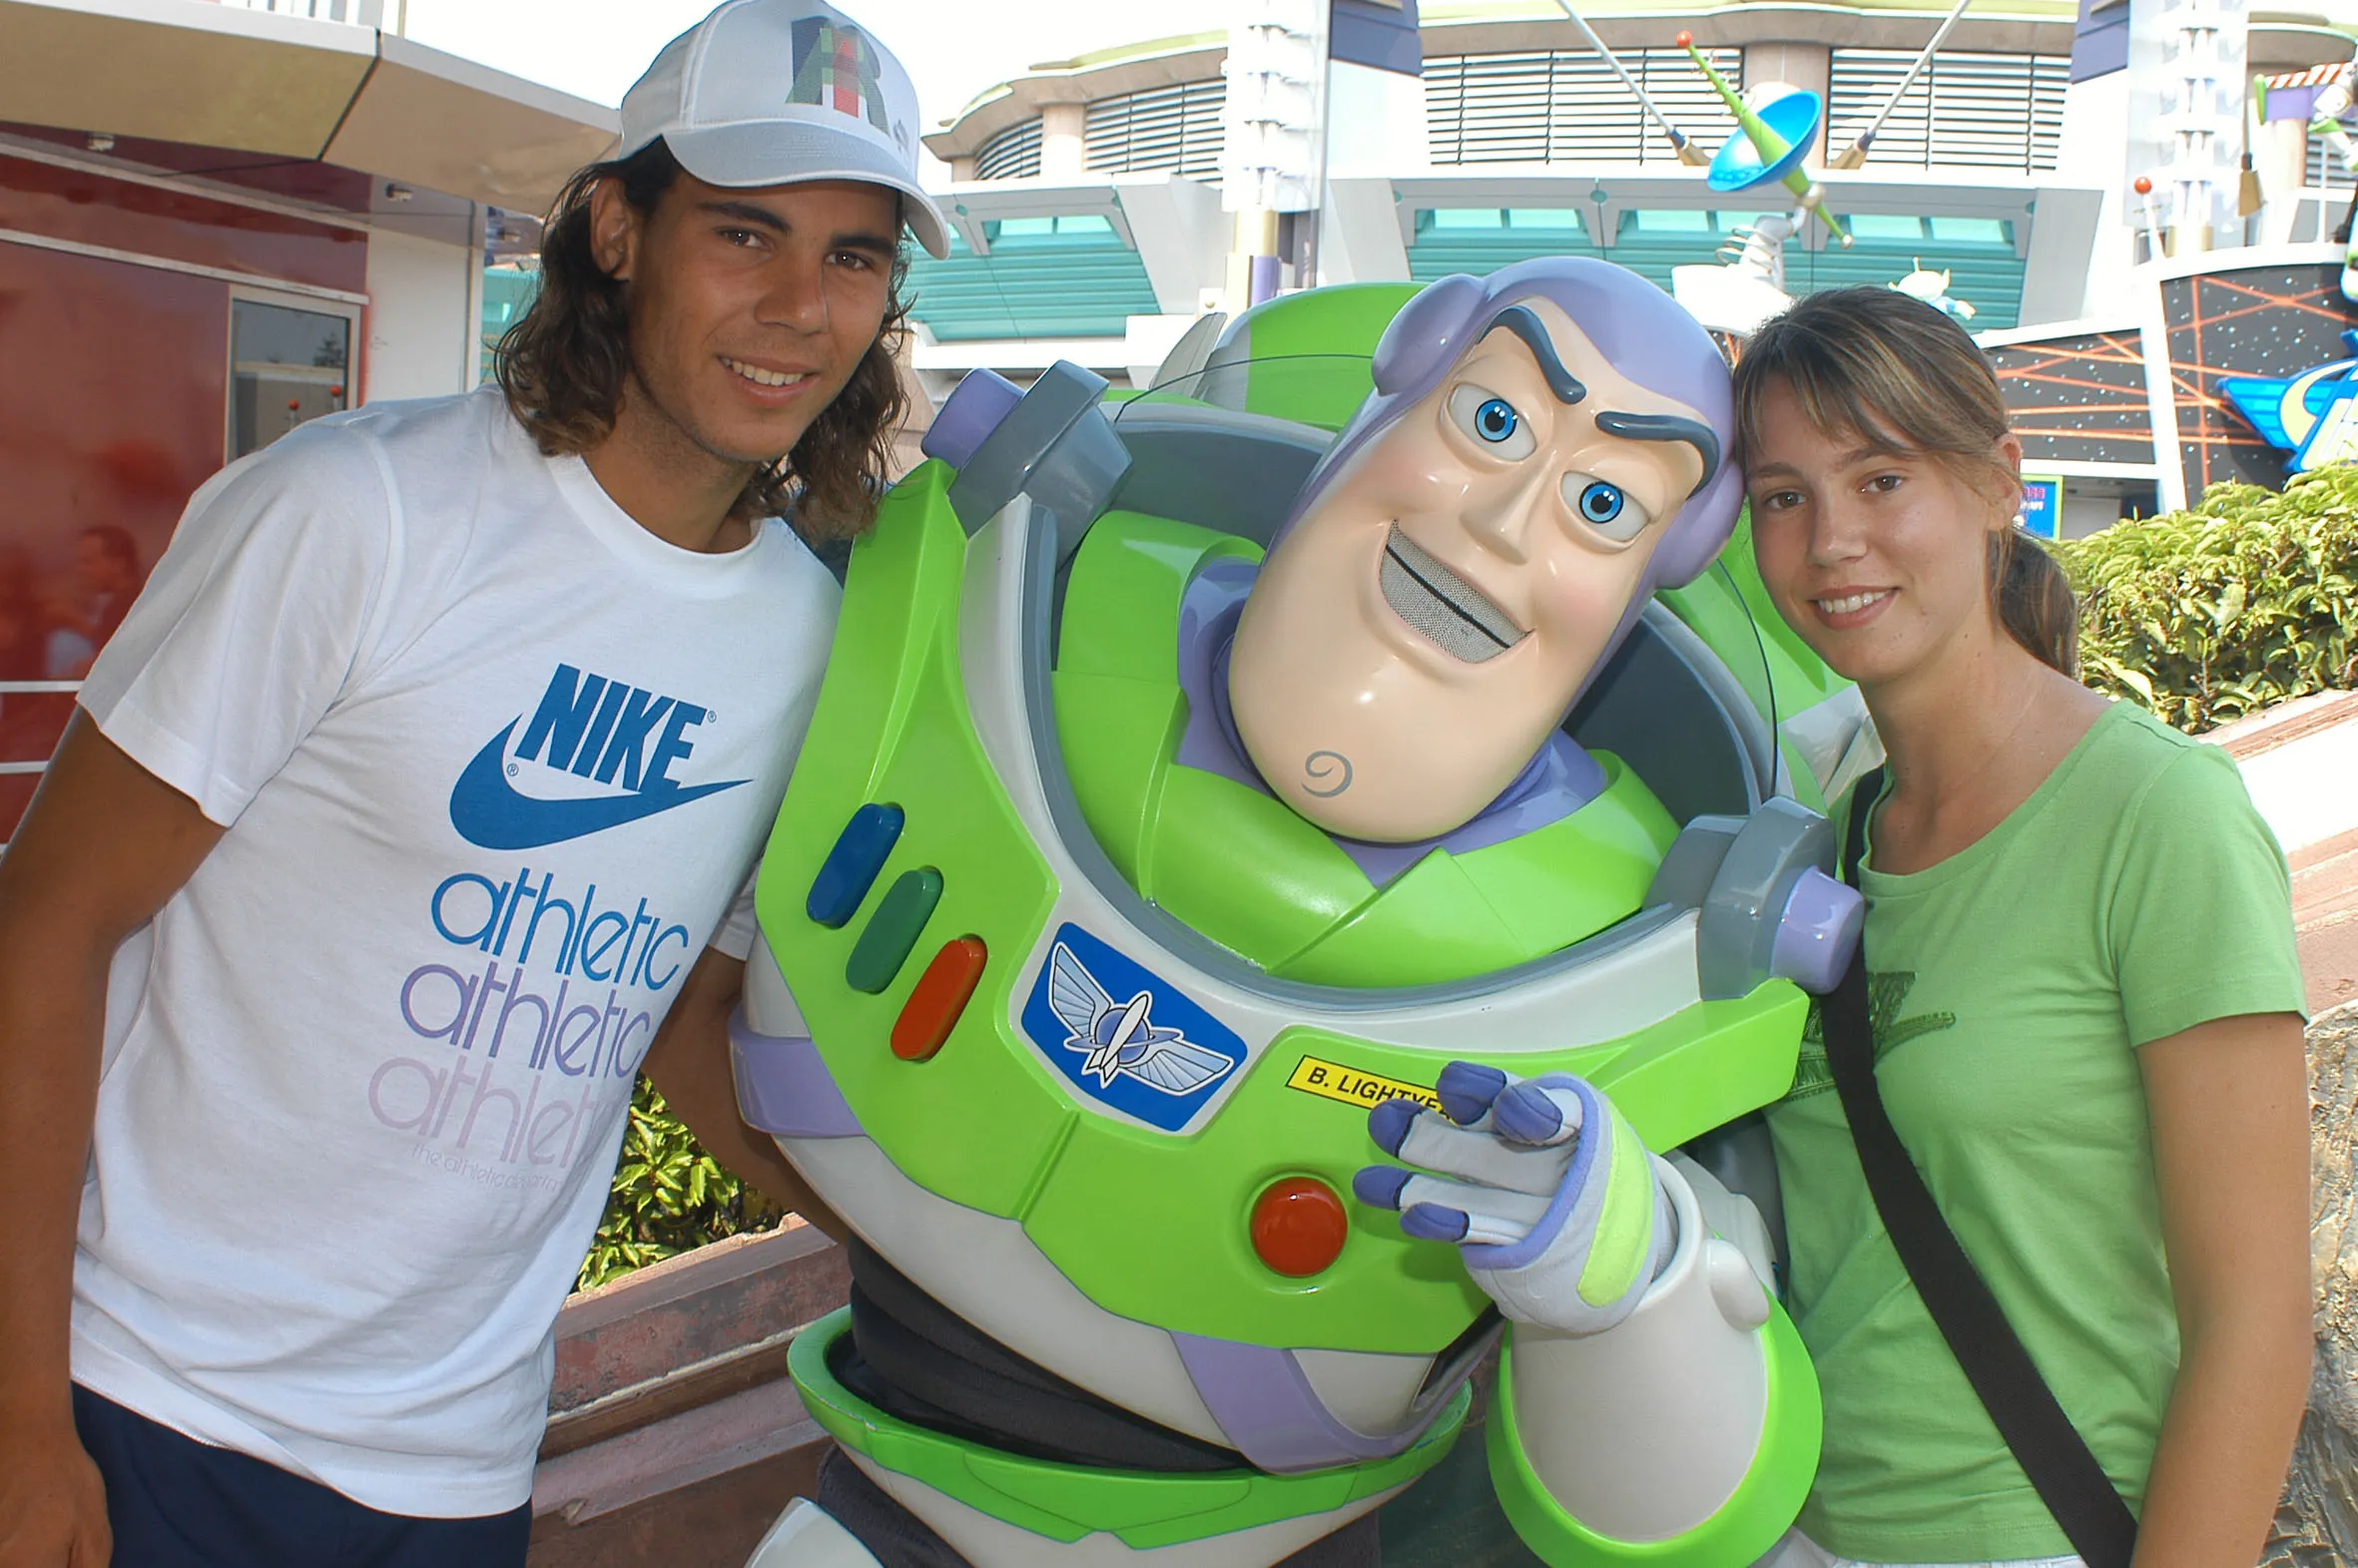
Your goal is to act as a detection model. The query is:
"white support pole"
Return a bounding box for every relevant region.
[1829,0,1975,168]
[1549,0,1708,164]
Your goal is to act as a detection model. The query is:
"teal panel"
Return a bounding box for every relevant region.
[1409,235,1602,280]
[1785,237,2024,331]
[1407,209,1596,283]
[906,223,1162,342]
[480,265,541,383]
[1600,211,1780,302]
[1404,209,2024,331]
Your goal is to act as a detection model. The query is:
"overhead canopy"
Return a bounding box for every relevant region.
[0,0,618,212]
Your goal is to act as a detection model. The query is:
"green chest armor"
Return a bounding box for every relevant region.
[751,457,1808,1359]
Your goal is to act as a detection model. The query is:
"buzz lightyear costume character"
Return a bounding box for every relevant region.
[2256,60,2358,295]
[2311,65,2358,297]
[729,259,1866,1568]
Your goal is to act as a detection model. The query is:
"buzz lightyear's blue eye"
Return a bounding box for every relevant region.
[1446,383,1536,459]
[1561,473,1650,542]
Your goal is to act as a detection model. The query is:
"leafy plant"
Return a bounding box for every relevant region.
[2058,465,2358,731]
[576,1080,780,1293]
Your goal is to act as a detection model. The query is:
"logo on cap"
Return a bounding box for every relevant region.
[790,18,892,140]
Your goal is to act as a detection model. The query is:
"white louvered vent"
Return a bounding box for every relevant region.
[1085,81,1228,177]
[1826,50,2067,173]
[976,118,1044,182]
[1425,48,1744,166]
[2304,133,2358,196]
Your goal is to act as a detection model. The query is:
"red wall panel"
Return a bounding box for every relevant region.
[0,152,367,296]
[0,240,231,835]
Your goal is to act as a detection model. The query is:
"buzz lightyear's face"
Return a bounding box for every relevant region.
[1226,296,1718,843]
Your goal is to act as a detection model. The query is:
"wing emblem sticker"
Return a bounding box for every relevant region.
[1019,923,1245,1131]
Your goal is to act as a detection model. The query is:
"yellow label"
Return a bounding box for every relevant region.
[1286,1054,1443,1114]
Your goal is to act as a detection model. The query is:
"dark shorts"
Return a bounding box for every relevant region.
[72,1384,531,1568]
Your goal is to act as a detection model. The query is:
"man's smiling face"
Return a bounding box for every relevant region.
[596,172,899,470]
[1226,296,1716,842]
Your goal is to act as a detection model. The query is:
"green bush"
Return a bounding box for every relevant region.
[575,1080,779,1294]
[2058,466,2358,732]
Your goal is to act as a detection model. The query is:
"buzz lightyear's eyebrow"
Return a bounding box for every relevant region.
[1593,410,1722,494]
[1479,306,1587,405]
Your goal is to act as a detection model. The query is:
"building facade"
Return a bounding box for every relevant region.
[0,0,614,838]
[898,0,2358,468]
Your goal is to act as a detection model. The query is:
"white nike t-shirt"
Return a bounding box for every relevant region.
[72,388,840,1516]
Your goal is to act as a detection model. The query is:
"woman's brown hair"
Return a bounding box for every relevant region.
[1731,286,2078,677]
[494,139,910,544]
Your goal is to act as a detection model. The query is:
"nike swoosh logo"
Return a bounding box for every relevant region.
[448,722,747,850]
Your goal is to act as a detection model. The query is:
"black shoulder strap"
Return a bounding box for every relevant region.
[1822,768,2138,1567]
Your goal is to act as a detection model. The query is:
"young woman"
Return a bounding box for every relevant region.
[1734,285,2312,1568]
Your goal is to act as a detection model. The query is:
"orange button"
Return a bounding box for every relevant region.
[890,936,987,1062]
[1250,1177,1349,1279]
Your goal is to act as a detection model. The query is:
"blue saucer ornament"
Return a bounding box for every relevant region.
[1707,89,1824,193]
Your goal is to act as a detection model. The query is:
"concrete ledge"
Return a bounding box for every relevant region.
[2213,692,2358,863]
[2293,829,2358,1018]
[2210,689,2358,765]
[2210,692,2358,1017]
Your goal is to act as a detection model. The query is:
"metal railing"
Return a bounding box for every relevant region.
[0,682,76,779]
[212,0,388,26]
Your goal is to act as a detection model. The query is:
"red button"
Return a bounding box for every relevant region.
[890,936,987,1062]
[1250,1177,1349,1278]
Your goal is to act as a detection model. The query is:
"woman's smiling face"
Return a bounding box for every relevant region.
[1744,374,2020,692]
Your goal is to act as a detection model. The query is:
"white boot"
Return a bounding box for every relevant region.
[745,1498,885,1568]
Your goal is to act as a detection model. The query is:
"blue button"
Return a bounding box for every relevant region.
[807,803,904,928]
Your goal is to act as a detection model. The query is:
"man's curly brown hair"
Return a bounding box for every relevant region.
[494,140,909,543]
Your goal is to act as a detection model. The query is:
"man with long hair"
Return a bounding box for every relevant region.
[0,4,943,1563]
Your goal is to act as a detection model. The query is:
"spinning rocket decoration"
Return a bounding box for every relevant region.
[1678,31,1853,247]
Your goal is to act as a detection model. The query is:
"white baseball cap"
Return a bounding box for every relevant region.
[618,0,951,260]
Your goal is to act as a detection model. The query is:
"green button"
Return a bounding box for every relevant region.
[846,867,944,994]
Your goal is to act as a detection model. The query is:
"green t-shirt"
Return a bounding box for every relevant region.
[1766,702,2306,1562]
